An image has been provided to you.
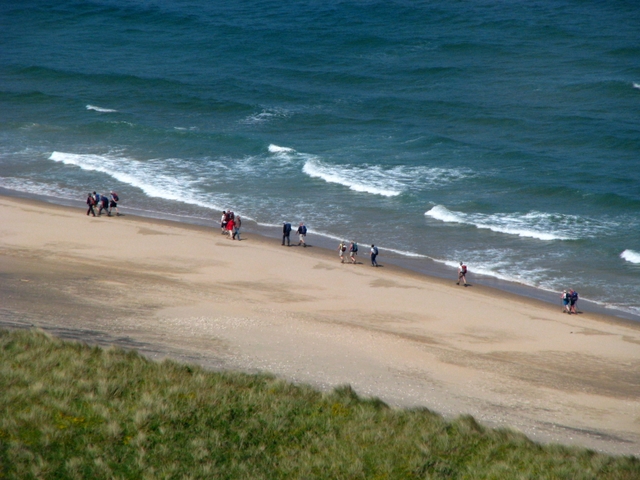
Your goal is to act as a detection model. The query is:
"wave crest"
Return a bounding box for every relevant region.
[621,249,640,264]
[49,151,216,209]
[302,158,402,197]
[425,205,614,241]
[268,144,295,154]
[86,104,118,113]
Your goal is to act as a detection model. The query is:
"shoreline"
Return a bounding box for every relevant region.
[1,193,639,455]
[3,187,638,325]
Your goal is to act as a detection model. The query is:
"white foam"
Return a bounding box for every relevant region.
[86,104,118,113]
[268,144,295,154]
[0,177,78,198]
[633,83,640,90]
[302,158,402,197]
[425,205,615,241]
[48,151,221,211]
[241,108,289,125]
[376,246,429,258]
[621,249,640,264]
[301,155,472,197]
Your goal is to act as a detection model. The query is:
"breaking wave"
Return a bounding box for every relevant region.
[425,205,614,241]
[621,249,640,264]
[49,151,215,209]
[302,158,403,197]
[86,104,118,113]
[299,158,470,198]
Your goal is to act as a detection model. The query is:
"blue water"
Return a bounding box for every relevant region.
[1,0,639,317]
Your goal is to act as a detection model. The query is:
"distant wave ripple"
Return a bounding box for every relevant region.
[621,249,640,264]
[425,205,614,241]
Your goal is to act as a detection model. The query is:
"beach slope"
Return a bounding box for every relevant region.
[1,195,639,455]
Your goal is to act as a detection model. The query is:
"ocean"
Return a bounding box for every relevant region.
[1,0,639,319]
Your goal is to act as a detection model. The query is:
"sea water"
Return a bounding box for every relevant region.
[1,1,639,318]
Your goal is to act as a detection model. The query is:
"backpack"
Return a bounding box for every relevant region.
[461,264,467,274]
[301,225,307,235]
[340,243,346,252]
[571,291,578,301]
[352,243,358,253]
[372,246,378,255]
[112,193,119,202]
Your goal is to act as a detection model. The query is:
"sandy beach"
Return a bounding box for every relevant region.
[1,194,639,456]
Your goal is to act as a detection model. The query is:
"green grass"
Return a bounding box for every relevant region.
[0,329,638,479]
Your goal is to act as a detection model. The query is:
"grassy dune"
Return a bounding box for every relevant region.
[0,329,638,479]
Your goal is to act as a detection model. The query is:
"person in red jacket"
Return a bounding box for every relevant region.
[226,217,235,240]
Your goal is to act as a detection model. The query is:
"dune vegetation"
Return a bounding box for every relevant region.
[0,328,638,479]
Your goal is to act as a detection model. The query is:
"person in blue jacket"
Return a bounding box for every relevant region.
[282,222,292,246]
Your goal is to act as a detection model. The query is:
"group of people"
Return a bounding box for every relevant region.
[280,222,381,266]
[83,199,583,314]
[86,191,119,217]
[561,289,579,314]
[220,211,242,240]
[337,241,379,267]
[282,222,307,247]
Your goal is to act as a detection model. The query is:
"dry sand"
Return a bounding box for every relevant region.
[1,195,639,456]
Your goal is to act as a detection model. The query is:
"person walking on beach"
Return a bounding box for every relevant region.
[349,241,358,264]
[569,289,579,314]
[86,193,96,216]
[297,222,307,247]
[282,222,292,246]
[98,195,109,216]
[233,215,241,240]
[561,290,571,313]
[220,211,227,234]
[338,241,347,263]
[108,191,120,216]
[457,261,468,286]
[226,216,235,240]
[370,244,379,267]
[92,191,102,215]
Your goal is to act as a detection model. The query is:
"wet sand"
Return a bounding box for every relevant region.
[1,195,639,456]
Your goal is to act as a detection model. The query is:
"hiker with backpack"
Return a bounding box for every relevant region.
[569,289,579,314]
[369,244,379,267]
[349,241,358,264]
[457,261,468,286]
[108,191,120,216]
[96,193,109,216]
[86,193,96,217]
[233,215,242,240]
[561,290,571,313]
[297,222,307,247]
[338,241,347,263]
[282,222,292,246]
